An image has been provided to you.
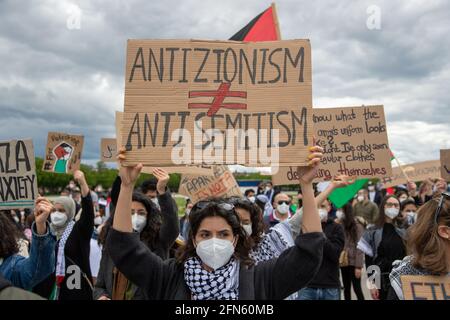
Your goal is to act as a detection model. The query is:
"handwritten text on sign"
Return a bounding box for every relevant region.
[440,149,450,181]
[0,139,38,209]
[178,165,242,203]
[121,39,312,167]
[401,275,450,300]
[271,105,392,185]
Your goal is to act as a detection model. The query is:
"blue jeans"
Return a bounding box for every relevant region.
[297,287,340,300]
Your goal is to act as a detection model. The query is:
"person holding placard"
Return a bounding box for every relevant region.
[0,197,55,290]
[389,192,450,300]
[105,149,325,300]
[357,195,407,300]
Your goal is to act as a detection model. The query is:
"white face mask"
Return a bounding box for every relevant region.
[399,196,408,203]
[336,210,344,220]
[132,214,147,232]
[265,186,271,192]
[385,208,400,219]
[248,196,255,203]
[51,211,68,226]
[94,216,103,226]
[319,208,328,221]
[242,224,253,237]
[13,216,20,223]
[368,186,375,191]
[357,195,365,202]
[277,203,290,215]
[196,237,235,270]
[185,208,191,216]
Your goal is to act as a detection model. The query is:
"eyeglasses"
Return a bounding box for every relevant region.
[277,200,290,205]
[192,200,235,213]
[434,192,450,224]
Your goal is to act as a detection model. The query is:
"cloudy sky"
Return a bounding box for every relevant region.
[1,0,449,168]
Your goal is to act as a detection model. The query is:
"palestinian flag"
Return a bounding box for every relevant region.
[328,179,369,209]
[389,148,396,161]
[229,4,281,41]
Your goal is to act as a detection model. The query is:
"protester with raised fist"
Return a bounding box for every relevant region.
[0,197,55,290]
[33,170,95,300]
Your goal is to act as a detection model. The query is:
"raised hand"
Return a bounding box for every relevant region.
[34,197,54,235]
[298,146,324,185]
[153,168,170,194]
[117,148,142,187]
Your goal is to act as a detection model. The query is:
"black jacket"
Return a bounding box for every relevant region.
[107,228,325,300]
[307,219,345,288]
[93,187,179,300]
[33,193,95,300]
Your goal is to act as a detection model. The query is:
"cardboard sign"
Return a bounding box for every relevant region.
[440,149,450,181]
[178,165,242,203]
[0,139,38,209]
[121,39,312,167]
[381,160,442,188]
[401,275,450,300]
[101,138,118,163]
[271,105,392,185]
[42,132,84,174]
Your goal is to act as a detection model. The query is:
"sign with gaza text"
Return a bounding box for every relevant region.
[381,160,441,188]
[271,105,392,185]
[178,165,242,203]
[101,138,118,163]
[440,149,450,181]
[0,139,38,209]
[121,39,312,168]
[401,275,450,300]
[43,132,84,174]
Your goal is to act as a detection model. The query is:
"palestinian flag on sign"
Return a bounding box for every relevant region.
[229,4,281,41]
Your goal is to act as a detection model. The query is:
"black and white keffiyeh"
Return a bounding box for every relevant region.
[250,222,292,265]
[184,257,239,300]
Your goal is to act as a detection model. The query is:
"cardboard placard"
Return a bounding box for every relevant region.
[381,160,442,188]
[101,138,118,163]
[42,132,84,174]
[121,39,312,167]
[271,105,392,185]
[401,275,450,300]
[0,139,38,209]
[440,149,450,181]
[178,165,242,203]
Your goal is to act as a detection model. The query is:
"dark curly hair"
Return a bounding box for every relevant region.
[0,211,21,258]
[176,198,253,267]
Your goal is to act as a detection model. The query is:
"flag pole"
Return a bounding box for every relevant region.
[390,149,411,182]
[271,3,282,40]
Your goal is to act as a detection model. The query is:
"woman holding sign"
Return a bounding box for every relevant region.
[389,192,450,300]
[106,147,325,300]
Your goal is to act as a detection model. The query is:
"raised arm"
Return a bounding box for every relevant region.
[11,197,55,289]
[73,170,95,238]
[315,175,354,207]
[153,168,179,250]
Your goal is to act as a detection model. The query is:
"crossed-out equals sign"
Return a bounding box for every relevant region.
[188,82,247,116]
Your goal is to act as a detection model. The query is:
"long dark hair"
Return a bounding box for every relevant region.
[341,202,358,243]
[98,191,162,251]
[376,195,401,228]
[0,211,21,258]
[233,199,265,247]
[176,199,253,267]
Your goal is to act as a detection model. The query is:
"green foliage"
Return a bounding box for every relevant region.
[35,157,183,195]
